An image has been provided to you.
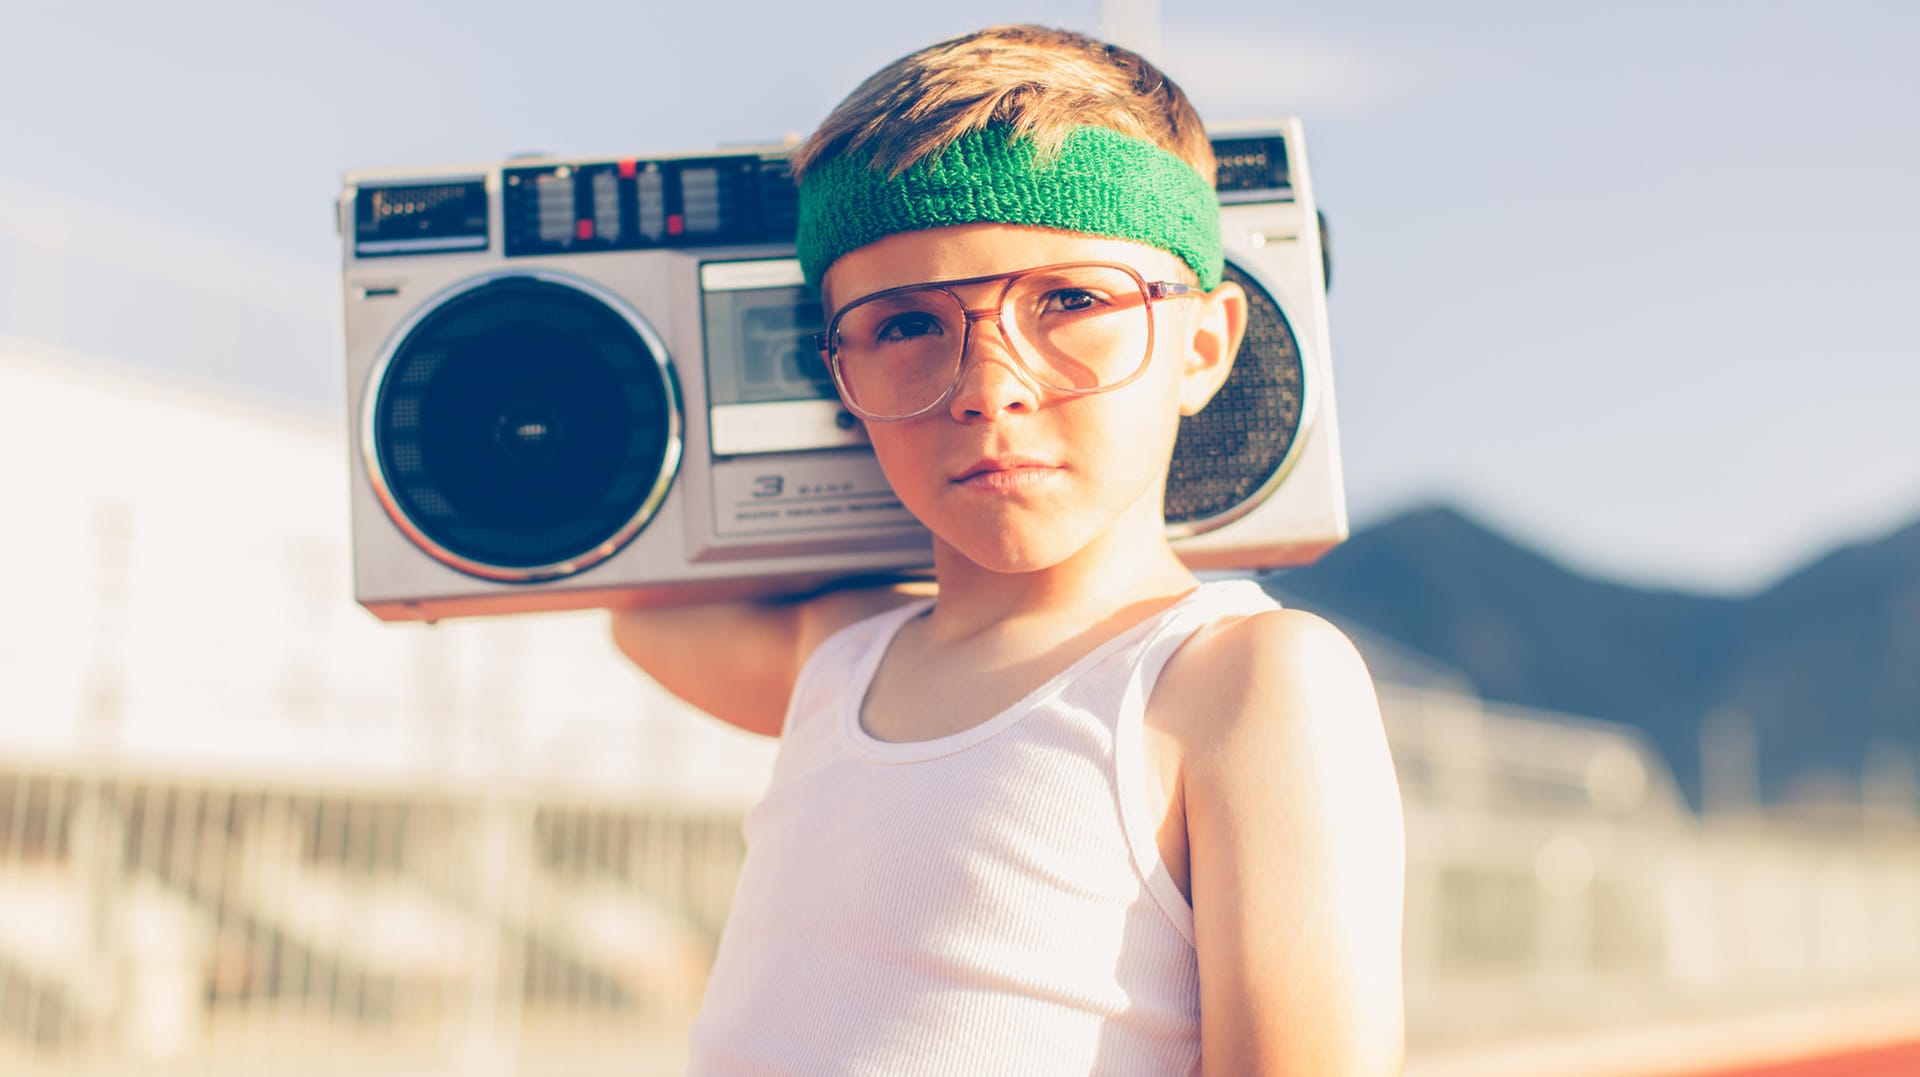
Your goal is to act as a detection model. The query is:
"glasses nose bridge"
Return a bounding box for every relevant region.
[942,273,1017,330]
[955,302,1007,351]
[950,296,1026,373]
[940,292,1038,414]
[939,280,1014,347]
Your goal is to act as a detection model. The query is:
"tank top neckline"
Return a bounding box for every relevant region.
[838,578,1266,765]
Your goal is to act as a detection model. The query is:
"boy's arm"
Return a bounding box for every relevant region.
[608,583,926,738]
[1178,609,1407,1076]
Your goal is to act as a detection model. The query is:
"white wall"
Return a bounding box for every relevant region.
[0,339,776,807]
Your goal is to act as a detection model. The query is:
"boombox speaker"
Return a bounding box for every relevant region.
[339,119,1346,622]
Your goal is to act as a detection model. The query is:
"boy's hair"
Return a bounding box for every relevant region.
[791,25,1214,187]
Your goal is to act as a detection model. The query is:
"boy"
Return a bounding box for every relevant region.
[611,24,1405,1075]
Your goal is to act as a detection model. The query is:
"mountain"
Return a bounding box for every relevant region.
[1262,504,1920,809]
[1717,516,1920,800]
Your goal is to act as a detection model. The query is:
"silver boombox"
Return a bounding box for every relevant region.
[339,120,1347,622]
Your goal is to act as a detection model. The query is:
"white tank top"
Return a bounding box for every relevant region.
[687,579,1279,1076]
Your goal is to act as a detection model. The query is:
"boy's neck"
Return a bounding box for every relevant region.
[923,497,1198,642]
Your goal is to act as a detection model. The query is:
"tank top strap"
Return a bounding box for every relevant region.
[1111,578,1280,945]
[783,597,932,742]
[1132,578,1281,692]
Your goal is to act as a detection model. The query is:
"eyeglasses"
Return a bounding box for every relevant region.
[814,261,1204,422]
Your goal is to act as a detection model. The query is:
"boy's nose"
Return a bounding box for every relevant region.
[946,317,1040,420]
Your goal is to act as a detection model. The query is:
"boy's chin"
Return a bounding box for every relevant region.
[934,531,1084,578]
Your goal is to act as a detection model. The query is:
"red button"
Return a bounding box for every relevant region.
[618,159,636,179]
[576,219,595,240]
[667,214,684,235]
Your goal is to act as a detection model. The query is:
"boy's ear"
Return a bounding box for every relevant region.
[1177,280,1248,416]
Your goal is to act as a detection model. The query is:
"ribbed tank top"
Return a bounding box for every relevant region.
[686,579,1279,1076]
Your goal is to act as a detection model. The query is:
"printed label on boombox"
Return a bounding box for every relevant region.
[711,455,913,538]
[339,121,1347,622]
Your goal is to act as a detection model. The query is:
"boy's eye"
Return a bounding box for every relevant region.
[1039,288,1106,314]
[874,311,947,343]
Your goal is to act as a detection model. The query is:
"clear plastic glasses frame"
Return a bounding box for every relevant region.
[813,260,1204,422]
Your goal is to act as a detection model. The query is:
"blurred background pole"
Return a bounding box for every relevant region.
[1100,0,1163,66]
[84,501,134,1065]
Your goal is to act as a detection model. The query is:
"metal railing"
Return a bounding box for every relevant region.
[1,699,1914,1074]
[1388,685,1920,1050]
[0,765,738,1075]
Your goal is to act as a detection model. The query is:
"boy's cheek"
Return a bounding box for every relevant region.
[862,429,933,495]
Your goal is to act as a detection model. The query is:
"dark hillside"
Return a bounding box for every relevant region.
[1265,504,1920,808]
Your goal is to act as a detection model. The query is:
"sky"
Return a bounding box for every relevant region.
[2,0,1916,596]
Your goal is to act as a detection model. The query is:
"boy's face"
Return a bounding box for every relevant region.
[820,222,1243,576]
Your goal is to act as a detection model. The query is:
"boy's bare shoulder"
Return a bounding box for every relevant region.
[1153,609,1405,1073]
[1152,610,1413,1067]
[1153,606,1379,750]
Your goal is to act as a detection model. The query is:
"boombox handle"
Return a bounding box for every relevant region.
[1318,209,1333,294]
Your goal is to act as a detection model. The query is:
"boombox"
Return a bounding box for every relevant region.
[338,120,1346,622]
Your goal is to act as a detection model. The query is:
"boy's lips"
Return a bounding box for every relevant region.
[951,456,1062,486]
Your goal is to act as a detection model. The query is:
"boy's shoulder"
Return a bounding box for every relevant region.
[1152,605,1378,755]
[1151,604,1406,1073]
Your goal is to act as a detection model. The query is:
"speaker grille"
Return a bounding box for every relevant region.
[1164,262,1306,528]
[371,277,676,575]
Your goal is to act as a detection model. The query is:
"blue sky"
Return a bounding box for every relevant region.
[3,0,1916,594]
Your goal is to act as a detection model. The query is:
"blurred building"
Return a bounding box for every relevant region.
[0,336,778,1074]
[0,336,776,806]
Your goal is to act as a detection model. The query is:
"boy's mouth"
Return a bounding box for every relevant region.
[951,456,1061,490]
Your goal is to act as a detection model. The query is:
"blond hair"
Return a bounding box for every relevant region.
[792,25,1214,186]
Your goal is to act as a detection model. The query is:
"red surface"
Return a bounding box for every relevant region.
[1657,1039,1920,1077]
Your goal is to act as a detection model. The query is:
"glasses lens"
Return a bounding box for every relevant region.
[1003,265,1152,392]
[833,289,965,418]
[828,264,1157,419]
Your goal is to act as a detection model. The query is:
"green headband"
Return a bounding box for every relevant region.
[796,124,1223,291]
